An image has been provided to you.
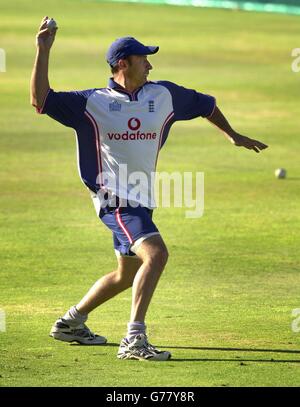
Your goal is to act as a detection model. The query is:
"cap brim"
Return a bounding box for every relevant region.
[145,46,159,55]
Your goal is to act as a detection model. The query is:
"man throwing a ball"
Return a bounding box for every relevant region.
[30,16,268,361]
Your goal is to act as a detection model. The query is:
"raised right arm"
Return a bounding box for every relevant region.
[30,16,57,109]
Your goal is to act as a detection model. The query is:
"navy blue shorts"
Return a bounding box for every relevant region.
[99,203,160,257]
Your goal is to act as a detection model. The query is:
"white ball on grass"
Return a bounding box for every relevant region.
[275,168,286,179]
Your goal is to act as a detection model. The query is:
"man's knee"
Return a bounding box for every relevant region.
[149,246,168,269]
[137,236,169,270]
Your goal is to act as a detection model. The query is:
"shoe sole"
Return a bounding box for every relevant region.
[50,331,107,345]
[117,352,171,361]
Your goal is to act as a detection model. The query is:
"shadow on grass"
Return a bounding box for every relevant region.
[70,342,120,347]
[170,358,300,363]
[161,345,300,354]
[71,343,300,354]
[160,345,300,363]
[69,343,300,363]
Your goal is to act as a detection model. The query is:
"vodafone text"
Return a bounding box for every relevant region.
[107,117,157,140]
[107,131,157,141]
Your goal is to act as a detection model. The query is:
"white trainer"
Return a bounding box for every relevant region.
[49,318,107,345]
[117,333,171,361]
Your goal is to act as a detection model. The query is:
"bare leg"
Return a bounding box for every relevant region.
[76,256,142,315]
[130,235,168,323]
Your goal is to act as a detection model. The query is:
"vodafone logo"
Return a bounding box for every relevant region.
[128,117,141,131]
[107,116,157,141]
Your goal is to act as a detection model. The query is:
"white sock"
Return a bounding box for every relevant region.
[62,305,88,327]
[126,321,146,341]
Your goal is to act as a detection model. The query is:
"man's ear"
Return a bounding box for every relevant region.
[118,59,128,70]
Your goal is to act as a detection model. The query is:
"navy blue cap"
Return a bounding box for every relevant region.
[106,36,159,67]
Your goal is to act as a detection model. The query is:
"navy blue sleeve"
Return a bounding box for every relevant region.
[156,81,216,121]
[37,88,96,129]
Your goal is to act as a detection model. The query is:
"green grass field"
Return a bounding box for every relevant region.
[1,0,300,387]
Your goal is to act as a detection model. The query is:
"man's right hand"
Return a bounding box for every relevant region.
[36,16,58,52]
[31,17,56,108]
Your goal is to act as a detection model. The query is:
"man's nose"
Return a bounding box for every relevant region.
[147,62,153,70]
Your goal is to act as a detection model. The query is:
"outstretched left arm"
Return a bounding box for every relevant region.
[207,106,268,153]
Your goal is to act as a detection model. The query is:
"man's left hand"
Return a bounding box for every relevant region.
[229,132,268,153]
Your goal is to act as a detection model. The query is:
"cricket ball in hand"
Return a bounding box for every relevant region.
[46,18,57,31]
[275,168,286,179]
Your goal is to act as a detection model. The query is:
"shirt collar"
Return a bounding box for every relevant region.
[108,78,121,89]
[107,78,151,92]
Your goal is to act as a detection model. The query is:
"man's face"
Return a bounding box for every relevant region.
[124,55,153,83]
